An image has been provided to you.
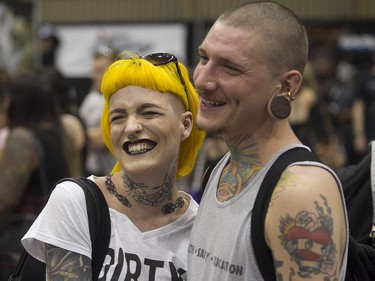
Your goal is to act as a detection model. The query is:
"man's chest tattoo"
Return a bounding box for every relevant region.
[217,162,262,202]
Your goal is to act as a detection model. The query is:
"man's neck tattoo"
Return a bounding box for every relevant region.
[121,167,185,214]
[105,174,131,207]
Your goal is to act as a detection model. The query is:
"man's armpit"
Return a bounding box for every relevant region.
[45,244,92,281]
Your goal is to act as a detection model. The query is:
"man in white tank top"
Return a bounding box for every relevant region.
[187,1,348,280]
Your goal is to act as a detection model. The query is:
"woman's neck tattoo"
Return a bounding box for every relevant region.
[105,174,131,207]
[162,197,185,214]
[119,167,185,214]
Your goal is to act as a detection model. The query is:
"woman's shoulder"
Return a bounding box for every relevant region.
[51,178,89,203]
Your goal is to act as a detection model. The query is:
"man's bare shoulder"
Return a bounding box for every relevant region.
[264,164,347,280]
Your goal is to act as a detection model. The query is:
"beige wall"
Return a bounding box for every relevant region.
[39,0,375,24]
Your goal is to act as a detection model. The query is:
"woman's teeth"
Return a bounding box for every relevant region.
[127,142,155,155]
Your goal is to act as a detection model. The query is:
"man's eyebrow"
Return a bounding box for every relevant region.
[218,57,237,66]
[198,46,240,68]
[197,46,207,54]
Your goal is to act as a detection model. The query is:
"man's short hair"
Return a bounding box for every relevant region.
[218,1,308,76]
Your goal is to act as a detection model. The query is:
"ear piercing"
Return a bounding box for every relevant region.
[267,91,294,120]
[286,91,295,101]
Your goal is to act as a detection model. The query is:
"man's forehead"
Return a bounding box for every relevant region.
[201,24,262,63]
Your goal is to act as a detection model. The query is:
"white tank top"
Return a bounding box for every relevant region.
[187,145,348,280]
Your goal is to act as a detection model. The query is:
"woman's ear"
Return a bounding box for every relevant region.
[180,112,193,142]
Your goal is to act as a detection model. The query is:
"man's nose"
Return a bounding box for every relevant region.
[194,63,217,92]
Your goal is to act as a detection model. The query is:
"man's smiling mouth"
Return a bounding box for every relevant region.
[202,99,226,107]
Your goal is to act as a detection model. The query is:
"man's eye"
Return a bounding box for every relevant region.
[197,55,208,64]
[224,64,241,74]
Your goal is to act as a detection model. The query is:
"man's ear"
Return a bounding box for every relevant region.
[180,112,193,142]
[282,70,303,98]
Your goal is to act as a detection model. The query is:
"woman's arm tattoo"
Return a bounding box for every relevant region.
[45,244,92,281]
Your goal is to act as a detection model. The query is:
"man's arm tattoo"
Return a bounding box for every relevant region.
[279,195,338,279]
[45,244,92,281]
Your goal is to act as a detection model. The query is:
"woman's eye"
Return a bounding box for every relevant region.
[143,111,160,117]
[110,115,123,123]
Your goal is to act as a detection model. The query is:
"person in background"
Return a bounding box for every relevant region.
[0,72,77,279]
[187,1,348,280]
[328,59,358,165]
[39,67,87,176]
[352,50,375,159]
[0,67,10,157]
[21,52,205,280]
[290,61,348,170]
[289,62,318,147]
[0,72,77,217]
[79,45,118,175]
[38,24,60,67]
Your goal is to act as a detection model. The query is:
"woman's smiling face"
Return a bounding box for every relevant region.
[109,85,191,177]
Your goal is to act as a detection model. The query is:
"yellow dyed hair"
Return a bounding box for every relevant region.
[100,54,206,178]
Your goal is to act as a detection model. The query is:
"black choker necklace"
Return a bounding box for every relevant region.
[105,174,131,207]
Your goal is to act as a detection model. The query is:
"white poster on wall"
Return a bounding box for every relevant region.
[55,23,187,78]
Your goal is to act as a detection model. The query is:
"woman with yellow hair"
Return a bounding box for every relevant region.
[21,53,205,280]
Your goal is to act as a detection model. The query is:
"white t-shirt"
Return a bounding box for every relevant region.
[22,177,198,280]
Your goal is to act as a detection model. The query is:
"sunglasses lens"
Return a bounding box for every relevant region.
[142,53,174,66]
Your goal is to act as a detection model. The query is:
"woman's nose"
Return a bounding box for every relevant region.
[125,118,142,139]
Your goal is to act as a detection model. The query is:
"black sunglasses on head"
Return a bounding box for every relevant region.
[140,53,186,90]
